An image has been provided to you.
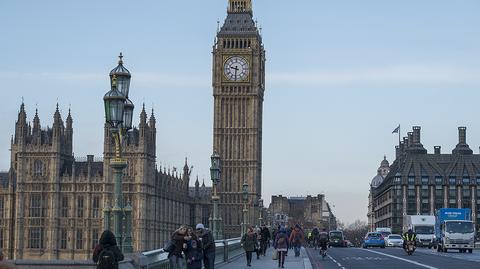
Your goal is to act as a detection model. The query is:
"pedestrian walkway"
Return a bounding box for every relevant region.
[219,247,313,269]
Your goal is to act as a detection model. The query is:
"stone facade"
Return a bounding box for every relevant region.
[0,58,212,260]
[212,0,266,238]
[268,195,337,231]
[371,126,480,234]
[367,157,390,231]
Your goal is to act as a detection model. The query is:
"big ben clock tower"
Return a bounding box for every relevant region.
[212,0,265,238]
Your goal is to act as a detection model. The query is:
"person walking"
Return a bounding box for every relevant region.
[274,227,289,268]
[255,226,262,260]
[260,225,271,256]
[195,224,215,269]
[289,224,304,257]
[185,228,203,269]
[92,230,125,269]
[241,226,258,267]
[168,225,189,269]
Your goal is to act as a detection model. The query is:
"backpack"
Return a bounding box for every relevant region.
[293,232,302,243]
[319,232,328,242]
[277,236,286,245]
[97,247,117,269]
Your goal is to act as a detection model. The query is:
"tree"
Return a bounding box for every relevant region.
[341,220,368,247]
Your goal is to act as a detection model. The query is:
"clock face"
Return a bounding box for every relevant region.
[224,56,249,82]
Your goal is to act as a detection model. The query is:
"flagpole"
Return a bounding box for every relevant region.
[398,124,401,146]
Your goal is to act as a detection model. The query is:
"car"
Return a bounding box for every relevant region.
[329,230,346,247]
[386,234,403,247]
[363,232,386,248]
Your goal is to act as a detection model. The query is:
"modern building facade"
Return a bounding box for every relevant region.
[268,195,337,231]
[212,0,266,238]
[0,58,211,260]
[371,126,480,234]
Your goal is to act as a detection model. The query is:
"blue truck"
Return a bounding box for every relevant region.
[435,208,475,253]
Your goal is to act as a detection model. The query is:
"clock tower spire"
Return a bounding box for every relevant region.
[212,0,265,238]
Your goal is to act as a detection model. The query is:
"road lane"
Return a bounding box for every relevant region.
[306,247,480,269]
[306,247,427,269]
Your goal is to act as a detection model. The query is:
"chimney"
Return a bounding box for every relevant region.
[412,126,421,144]
[395,145,401,159]
[407,132,413,147]
[434,146,441,155]
[458,127,466,145]
[87,155,94,162]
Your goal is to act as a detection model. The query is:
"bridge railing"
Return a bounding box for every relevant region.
[137,237,243,269]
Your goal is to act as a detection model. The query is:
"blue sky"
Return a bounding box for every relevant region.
[1,0,479,224]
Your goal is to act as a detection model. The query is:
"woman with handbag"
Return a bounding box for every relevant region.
[241,226,258,267]
[274,227,289,268]
[168,225,188,269]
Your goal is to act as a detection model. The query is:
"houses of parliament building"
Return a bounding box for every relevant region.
[0,61,212,261]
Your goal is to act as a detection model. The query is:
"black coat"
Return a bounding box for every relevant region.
[92,230,125,269]
[200,230,216,254]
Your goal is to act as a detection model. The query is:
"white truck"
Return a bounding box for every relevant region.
[404,215,435,248]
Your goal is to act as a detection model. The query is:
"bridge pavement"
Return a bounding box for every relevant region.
[219,247,313,269]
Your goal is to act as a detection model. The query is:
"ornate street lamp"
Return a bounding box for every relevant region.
[242,181,249,235]
[209,151,223,240]
[103,53,134,254]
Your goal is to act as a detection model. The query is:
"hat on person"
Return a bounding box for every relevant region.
[196,223,205,230]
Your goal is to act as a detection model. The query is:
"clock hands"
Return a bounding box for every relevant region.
[230,65,239,81]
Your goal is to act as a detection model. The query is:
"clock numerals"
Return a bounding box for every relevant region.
[224,56,249,81]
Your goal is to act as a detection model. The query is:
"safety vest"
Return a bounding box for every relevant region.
[403,233,416,241]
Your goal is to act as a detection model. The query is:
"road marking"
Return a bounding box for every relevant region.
[327,254,346,269]
[361,249,439,269]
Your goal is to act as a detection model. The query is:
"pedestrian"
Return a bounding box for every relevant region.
[255,226,262,259]
[185,228,203,269]
[241,226,258,267]
[195,223,215,269]
[289,224,304,257]
[274,227,289,268]
[0,249,3,262]
[260,225,271,256]
[168,225,189,269]
[92,230,125,269]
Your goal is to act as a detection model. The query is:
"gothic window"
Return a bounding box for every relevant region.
[29,194,42,218]
[34,160,43,176]
[60,229,67,249]
[0,198,4,219]
[28,228,43,249]
[92,196,100,219]
[76,229,83,250]
[77,196,84,218]
[0,229,3,249]
[61,196,68,218]
[92,229,99,249]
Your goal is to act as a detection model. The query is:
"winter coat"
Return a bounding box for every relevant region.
[274,232,289,250]
[289,228,304,247]
[241,232,258,252]
[260,227,271,242]
[92,230,125,269]
[185,239,203,269]
[199,229,216,254]
[169,231,187,258]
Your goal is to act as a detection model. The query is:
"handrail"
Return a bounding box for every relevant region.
[137,237,242,269]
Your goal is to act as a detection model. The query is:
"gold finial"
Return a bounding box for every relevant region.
[118,52,123,64]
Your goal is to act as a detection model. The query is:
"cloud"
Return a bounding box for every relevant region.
[267,64,480,87]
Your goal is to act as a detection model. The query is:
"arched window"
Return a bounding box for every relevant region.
[34,160,43,176]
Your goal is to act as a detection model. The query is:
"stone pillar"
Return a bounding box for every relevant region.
[458,185,462,208]
[416,185,421,214]
[430,185,435,215]
[444,185,448,208]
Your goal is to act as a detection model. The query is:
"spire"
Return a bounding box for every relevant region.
[33,108,40,130]
[53,103,61,125]
[66,108,73,129]
[195,175,200,187]
[202,178,205,188]
[149,107,156,127]
[140,103,147,126]
[17,101,27,124]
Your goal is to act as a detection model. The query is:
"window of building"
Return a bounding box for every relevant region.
[29,228,43,249]
[421,177,429,184]
[449,178,456,185]
[29,194,42,218]
[76,229,83,250]
[408,177,415,184]
[92,196,100,219]
[463,178,470,185]
[60,229,67,249]
[61,196,68,218]
[0,229,3,249]
[77,196,84,218]
[0,198,4,219]
[92,229,99,249]
[435,177,443,185]
[34,160,43,176]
